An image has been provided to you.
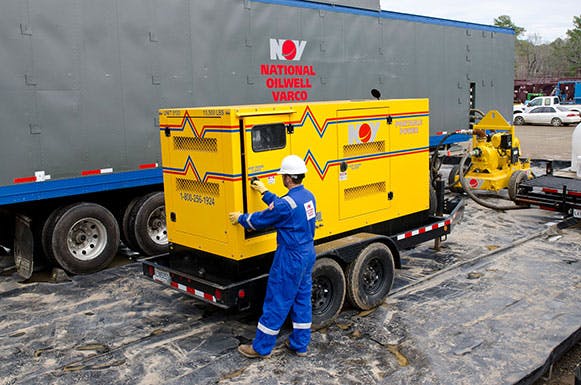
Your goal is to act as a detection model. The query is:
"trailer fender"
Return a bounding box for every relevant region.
[314,233,401,268]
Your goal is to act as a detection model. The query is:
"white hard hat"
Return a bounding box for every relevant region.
[277,155,308,175]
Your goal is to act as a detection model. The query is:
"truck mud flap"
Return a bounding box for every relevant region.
[142,255,268,310]
[14,215,34,279]
[393,197,464,249]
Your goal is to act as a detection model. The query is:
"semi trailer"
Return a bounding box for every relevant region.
[0,0,513,277]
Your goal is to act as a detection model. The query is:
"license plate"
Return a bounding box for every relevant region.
[574,209,581,219]
[153,268,171,284]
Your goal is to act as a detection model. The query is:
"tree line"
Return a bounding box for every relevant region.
[494,15,581,79]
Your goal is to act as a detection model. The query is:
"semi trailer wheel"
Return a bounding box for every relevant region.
[346,243,394,310]
[125,192,167,256]
[120,196,141,251]
[311,257,345,329]
[41,209,62,265]
[44,203,120,274]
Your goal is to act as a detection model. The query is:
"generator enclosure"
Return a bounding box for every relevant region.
[159,98,429,260]
[0,0,514,205]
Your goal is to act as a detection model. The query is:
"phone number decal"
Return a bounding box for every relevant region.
[179,192,215,206]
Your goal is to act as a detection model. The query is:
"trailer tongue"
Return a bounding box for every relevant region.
[514,172,581,219]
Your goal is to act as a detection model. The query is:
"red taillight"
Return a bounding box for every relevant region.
[567,113,577,117]
[214,289,223,301]
[148,266,154,276]
[238,289,246,299]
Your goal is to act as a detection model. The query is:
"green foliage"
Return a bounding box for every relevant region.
[563,15,581,76]
[511,14,581,78]
[494,15,525,38]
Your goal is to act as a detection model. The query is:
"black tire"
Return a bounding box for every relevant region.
[121,196,141,251]
[448,165,464,193]
[508,170,529,201]
[551,117,562,127]
[126,192,167,256]
[346,243,394,310]
[41,208,62,265]
[513,116,525,125]
[311,258,346,329]
[46,203,120,274]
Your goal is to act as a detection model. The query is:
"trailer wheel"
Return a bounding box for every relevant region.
[346,243,394,311]
[126,192,167,256]
[448,165,464,193]
[311,258,345,329]
[41,208,63,265]
[46,203,120,274]
[508,170,529,201]
[121,196,141,251]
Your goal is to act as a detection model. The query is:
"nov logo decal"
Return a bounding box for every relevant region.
[348,122,380,144]
[270,39,307,61]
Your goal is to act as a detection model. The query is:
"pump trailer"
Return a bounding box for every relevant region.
[142,98,463,327]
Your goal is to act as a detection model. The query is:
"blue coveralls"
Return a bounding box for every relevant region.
[238,184,316,355]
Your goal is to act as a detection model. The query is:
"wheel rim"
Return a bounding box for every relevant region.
[66,217,107,261]
[146,206,167,246]
[362,258,384,295]
[312,275,333,316]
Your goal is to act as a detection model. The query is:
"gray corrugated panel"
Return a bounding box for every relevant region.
[0,91,39,182]
[77,0,125,173]
[0,0,514,187]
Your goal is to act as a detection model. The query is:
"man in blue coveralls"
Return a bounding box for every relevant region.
[228,155,317,358]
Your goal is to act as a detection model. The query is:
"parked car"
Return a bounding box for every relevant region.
[513,106,581,127]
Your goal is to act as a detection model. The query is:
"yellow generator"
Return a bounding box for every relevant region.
[143,99,463,327]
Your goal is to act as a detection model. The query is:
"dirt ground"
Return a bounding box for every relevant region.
[1,198,579,385]
[533,342,581,385]
[515,124,576,162]
[0,124,579,385]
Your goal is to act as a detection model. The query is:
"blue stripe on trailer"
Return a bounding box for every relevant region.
[0,168,163,205]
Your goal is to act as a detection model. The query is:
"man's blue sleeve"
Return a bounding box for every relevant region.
[261,191,277,205]
[238,198,291,231]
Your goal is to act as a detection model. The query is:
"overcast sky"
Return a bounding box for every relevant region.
[379,0,580,43]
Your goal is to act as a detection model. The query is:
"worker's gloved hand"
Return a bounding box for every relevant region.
[251,179,268,195]
[228,212,242,225]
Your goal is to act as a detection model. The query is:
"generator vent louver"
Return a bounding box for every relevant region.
[344,181,386,200]
[176,178,220,197]
[343,141,385,157]
[174,136,218,152]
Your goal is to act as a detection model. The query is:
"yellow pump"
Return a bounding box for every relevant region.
[449,110,531,200]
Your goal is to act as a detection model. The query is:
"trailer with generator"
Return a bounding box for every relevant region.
[1,0,511,278]
[142,98,464,327]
